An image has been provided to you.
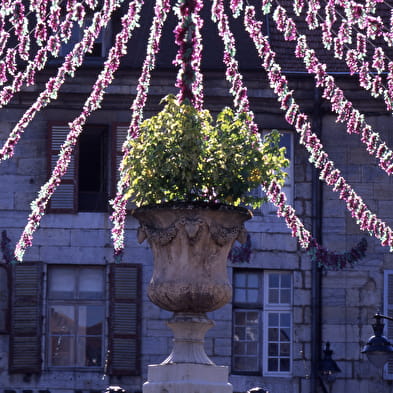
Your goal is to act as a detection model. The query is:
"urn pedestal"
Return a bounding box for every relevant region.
[133,203,251,393]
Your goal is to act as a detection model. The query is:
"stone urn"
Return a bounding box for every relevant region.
[133,202,252,367]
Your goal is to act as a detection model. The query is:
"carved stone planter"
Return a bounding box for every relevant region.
[133,203,251,393]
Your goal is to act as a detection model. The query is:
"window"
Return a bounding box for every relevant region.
[59,17,112,59]
[9,262,141,375]
[232,270,292,375]
[48,123,127,213]
[384,270,393,379]
[47,266,105,368]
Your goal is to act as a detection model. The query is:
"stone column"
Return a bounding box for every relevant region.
[133,203,251,393]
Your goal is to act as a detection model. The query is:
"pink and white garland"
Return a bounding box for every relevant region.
[272,4,393,177]
[173,0,204,109]
[110,0,171,256]
[244,5,393,250]
[14,0,145,262]
[0,0,122,162]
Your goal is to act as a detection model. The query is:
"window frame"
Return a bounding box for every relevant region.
[231,269,293,377]
[263,271,293,377]
[46,265,106,370]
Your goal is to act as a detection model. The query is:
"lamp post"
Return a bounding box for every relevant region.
[319,342,341,393]
[362,313,393,368]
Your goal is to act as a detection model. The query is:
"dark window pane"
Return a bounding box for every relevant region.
[50,306,75,334]
[280,289,291,304]
[280,343,290,356]
[247,311,259,324]
[268,327,278,341]
[78,305,104,335]
[269,274,279,288]
[269,313,279,326]
[234,327,246,340]
[269,343,278,356]
[280,328,291,342]
[79,268,104,299]
[269,288,279,303]
[268,358,278,372]
[280,358,290,371]
[51,336,74,366]
[233,356,258,372]
[281,273,291,288]
[234,311,246,325]
[48,268,75,299]
[78,336,102,367]
[280,313,291,326]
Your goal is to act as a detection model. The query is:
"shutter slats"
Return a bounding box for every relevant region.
[385,272,393,379]
[48,124,77,213]
[10,263,42,374]
[108,264,141,376]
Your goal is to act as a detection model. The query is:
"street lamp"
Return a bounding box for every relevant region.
[319,342,341,393]
[362,312,393,368]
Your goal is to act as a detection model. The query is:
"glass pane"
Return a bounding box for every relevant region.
[50,305,75,334]
[234,311,246,325]
[269,274,279,288]
[78,336,102,367]
[247,311,259,324]
[48,268,75,299]
[280,313,291,326]
[234,288,246,303]
[246,326,258,341]
[50,335,74,366]
[280,289,291,304]
[234,272,246,288]
[79,268,104,299]
[269,288,279,303]
[233,341,246,355]
[268,358,278,372]
[269,343,278,356]
[280,343,290,356]
[234,327,246,340]
[268,313,279,326]
[281,273,291,288]
[268,327,278,341]
[280,358,290,371]
[247,273,259,288]
[247,288,259,303]
[78,305,104,335]
[248,343,257,355]
[280,328,291,341]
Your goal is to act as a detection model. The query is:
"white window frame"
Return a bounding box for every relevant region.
[263,271,293,377]
[384,270,393,379]
[232,270,293,376]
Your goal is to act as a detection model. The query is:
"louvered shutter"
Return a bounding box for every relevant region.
[112,123,135,209]
[384,271,393,379]
[108,263,141,376]
[48,124,78,212]
[10,262,43,373]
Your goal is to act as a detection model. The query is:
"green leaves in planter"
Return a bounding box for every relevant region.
[122,95,289,208]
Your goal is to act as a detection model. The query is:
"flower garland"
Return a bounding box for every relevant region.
[214,1,311,248]
[173,0,204,109]
[0,0,122,163]
[212,0,257,133]
[13,0,144,262]
[244,5,393,250]
[308,237,367,270]
[110,0,171,256]
[273,4,393,176]
[0,7,89,108]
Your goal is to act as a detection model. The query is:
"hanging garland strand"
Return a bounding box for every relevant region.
[213,0,311,248]
[13,0,144,262]
[308,237,368,270]
[110,0,171,256]
[0,6,89,107]
[173,0,204,109]
[0,0,122,163]
[244,5,393,250]
[272,4,393,176]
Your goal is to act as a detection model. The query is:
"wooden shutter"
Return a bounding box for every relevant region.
[9,262,43,373]
[48,124,78,213]
[108,263,141,376]
[112,123,135,209]
[384,271,393,379]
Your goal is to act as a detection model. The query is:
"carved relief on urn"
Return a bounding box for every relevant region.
[133,203,252,314]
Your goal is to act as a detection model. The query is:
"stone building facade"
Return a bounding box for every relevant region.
[1,3,393,393]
